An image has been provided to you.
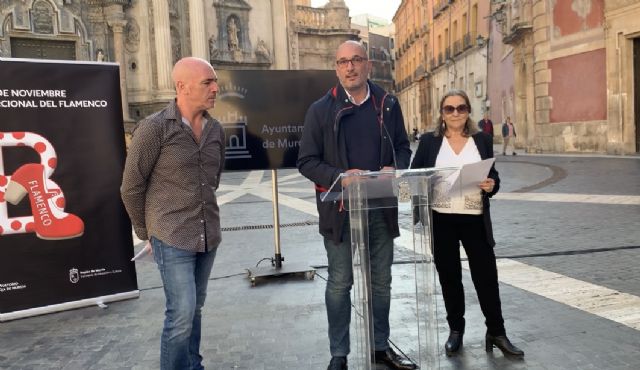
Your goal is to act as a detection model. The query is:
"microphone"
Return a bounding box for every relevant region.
[372,92,397,170]
[381,121,398,170]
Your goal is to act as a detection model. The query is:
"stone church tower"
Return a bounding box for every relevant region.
[0,0,357,122]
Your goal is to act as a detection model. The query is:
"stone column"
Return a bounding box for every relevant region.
[271,0,290,69]
[152,0,174,95]
[188,0,207,60]
[104,4,132,122]
[111,20,132,122]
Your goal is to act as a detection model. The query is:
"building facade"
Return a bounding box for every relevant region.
[606,0,640,154]
[367,30,395,93]
[0,0,357,123]
[394,0,491,135]
[351,16,395,93]
[292,0,359,71]
[490,0,639,154]
[428,0,491,131]
[393,0,428,134]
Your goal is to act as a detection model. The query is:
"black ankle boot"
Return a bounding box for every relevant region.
[445,330,463,356]
[485,333,524,358]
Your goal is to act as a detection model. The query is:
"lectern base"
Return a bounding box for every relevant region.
[247,263,315,286]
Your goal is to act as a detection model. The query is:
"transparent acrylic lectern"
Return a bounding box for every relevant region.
[321,167,459,370]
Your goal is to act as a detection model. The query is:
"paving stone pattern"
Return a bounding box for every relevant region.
[1,150,639,369]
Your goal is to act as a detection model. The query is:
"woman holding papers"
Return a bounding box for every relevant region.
[411,89,524,359]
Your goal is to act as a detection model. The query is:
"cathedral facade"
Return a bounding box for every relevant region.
[0,0,358,122]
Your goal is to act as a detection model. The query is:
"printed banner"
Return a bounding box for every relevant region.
[0,59,137,319]
[216,70,336,171]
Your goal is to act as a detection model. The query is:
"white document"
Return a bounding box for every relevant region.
[131,242,154,263]
[449,158,496,196]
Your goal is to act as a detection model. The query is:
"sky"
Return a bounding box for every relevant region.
[310,0,402,22]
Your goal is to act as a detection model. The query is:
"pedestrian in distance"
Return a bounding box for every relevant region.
[121,57,225,370]
[413,127,419,142]
[478,112,494,138]
[297,40,417,370]
[502,116,517,155]
[410,89,524,359]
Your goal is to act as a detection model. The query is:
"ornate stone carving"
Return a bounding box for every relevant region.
[128,57,138,71]
[171,25,182,65]
[32,0,55,34]
[125,18,140,53]
[511,0,520,22]
[255,38,271,62]
[96,49,106,62]
[103,1,133,5]
[209,35,218,58]
[212,0,253,64]
[14,3,27,28]
[169,0,180,17]
[78,44,90,61]
[227,17,240,51]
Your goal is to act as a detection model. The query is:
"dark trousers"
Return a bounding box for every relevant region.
[432,211,506,336]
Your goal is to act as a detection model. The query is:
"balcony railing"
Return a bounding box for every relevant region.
[453,40,462,55]
[295,6,327,29]
[429,58,436,70]
[420,24,428,36]
[433,0,451,18]
[463,33,472,49]
[413,65,425,81]
[445,47,451,59]
[371,70,393,81]
[370,49,391,62]
[103,0,132,5]
[503,21,533,44]
[438,52,443,66]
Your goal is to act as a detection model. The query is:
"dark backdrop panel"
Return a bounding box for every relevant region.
[0,59,136,314]
[216,70,336,171]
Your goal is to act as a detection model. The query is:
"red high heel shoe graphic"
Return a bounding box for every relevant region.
[4,163,84,240]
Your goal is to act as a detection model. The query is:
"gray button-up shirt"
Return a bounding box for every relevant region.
[121,101,225,252]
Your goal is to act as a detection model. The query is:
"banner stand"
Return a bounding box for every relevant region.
[0,58,138,321]
[246,169,315,286]
[0,290,139,322]
[214,70,333,286]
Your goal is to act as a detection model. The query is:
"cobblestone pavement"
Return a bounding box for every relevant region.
[1,147,639,370]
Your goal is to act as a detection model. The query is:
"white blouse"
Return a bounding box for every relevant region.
[432,137,484,215]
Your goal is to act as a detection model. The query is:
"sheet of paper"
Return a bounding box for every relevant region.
[454,158,496,195]
[131,242,153,263]
[447,158,496,195]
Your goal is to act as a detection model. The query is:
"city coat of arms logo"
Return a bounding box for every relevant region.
[69,268,79,284]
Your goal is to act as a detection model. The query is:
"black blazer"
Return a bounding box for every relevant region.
[410,132,500,247]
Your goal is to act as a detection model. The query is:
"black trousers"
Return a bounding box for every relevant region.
[432,211,506,336]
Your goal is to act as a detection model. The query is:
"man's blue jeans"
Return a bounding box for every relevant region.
[324,209,394,357]
[151,237,217,370]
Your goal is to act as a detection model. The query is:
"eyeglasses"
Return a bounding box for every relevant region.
[442,104,470,114]
[336,56,368,68]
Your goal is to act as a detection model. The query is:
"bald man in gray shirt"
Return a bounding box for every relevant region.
[121,57,225,370]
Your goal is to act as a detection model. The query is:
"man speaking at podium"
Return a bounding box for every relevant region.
[297,41,415,370]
